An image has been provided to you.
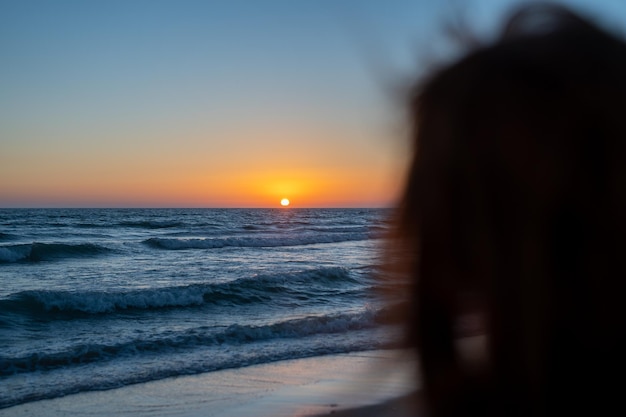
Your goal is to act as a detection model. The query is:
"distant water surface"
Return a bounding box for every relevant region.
[0,208,401,409]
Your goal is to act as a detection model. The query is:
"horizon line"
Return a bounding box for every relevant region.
[0,206,395,210]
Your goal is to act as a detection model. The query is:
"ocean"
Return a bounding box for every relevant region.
[0,208,401,410]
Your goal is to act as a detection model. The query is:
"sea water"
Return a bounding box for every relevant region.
[0,208,402,409]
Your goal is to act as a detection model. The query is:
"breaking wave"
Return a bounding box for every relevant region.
[144,233,372,250]
[0,267,359,315]
[0,309,380,377]
[0,243,110,263]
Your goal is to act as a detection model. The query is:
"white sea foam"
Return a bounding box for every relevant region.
[145,233,372,250]
[3,267,356,315]
[0,309,381,377]
[23,287,205,314]
[0,245,31,263]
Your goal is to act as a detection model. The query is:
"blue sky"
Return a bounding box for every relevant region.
[2,0,626,207]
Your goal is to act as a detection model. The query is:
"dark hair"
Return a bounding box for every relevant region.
[397,4,626,416]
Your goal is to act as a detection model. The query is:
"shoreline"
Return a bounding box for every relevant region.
[311,392,421,417]
[0,350,419,417]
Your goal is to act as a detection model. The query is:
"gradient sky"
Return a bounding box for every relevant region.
[2,0,626,208]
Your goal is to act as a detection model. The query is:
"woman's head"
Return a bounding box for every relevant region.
[399,4,626,416]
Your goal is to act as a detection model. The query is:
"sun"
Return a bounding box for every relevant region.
[280,198,290,207]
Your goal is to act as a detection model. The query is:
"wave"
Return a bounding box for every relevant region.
[0,267,359,315]
[118,220,185,229]
[308,225,371,233]
[239,225,378,236]
[0,327,398,410]
[144,232,372,250]
[0,243,110,263]
[0,232,19,241]
[0,309,380,377]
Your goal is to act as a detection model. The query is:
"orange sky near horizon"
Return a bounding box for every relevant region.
[0,115,406,208]
[0,146,404,208]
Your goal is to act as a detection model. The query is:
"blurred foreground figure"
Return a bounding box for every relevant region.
[396,4,626,417]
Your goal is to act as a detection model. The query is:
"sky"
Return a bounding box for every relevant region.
[2,0,626,208]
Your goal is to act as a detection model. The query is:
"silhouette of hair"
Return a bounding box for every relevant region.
[396,4,626,416]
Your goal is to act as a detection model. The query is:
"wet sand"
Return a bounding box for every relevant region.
[0,350,420,417]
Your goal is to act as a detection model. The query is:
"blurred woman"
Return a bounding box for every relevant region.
[395,4,626,416]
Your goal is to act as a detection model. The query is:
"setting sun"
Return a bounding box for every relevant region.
[280,198,290,207]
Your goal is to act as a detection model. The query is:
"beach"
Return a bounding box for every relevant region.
[0,350,420,417]
[0,209,404,409]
